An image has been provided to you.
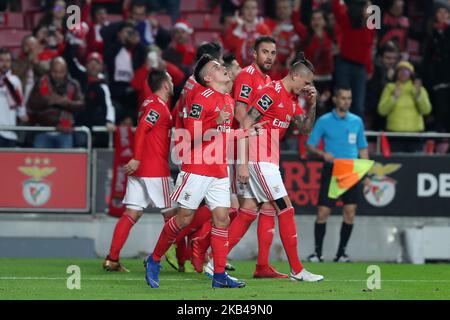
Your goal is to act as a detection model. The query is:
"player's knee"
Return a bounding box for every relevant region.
[214,216,230,229]
[317,207,331,223]
[125,208,143,222]
[343,209,356,224]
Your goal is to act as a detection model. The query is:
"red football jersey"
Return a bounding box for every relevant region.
[233,64,271,106]
[173,75,203,129]
[133,94,173,177]
[181,87,235,178]
[247,80,304,165]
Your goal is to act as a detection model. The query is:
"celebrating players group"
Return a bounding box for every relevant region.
[103,35,325,289]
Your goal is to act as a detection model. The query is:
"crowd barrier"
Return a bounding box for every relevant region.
[1,126,449,216]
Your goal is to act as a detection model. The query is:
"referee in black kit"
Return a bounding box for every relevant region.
[305,86,370,262]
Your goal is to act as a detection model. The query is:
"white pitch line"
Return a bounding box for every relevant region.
[1,277,450,283]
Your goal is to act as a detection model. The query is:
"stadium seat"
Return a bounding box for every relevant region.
[193,31,220,47]
[180,0,208,13]
[29,12,43,29]
[1,12,25,29]
[107,14,123,23]
[154,14,172,29]
[20,0,41,12]
[0,29,30,48]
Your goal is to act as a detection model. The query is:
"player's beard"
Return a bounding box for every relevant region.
[257,61,272,74]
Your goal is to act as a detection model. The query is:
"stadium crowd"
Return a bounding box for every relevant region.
[0,0,449,153]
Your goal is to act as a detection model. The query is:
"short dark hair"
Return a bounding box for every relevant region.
[290,52,315,74]
[254,36,276,51]
[223,53,237,68]
[147,70,169,92]
[380,41,400,56]
[333,85,352,97]
[117,21,135,33]
[194,54,215,87]
[196,42,222,62]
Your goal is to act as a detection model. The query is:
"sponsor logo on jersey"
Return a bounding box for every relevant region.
[257,94,274,111]
[239,84,252,99]
[273,118,289,128]
[145,109,160,126]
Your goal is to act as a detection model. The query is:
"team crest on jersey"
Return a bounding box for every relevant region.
[145,110,160,126]
[189,104,203,119]
[257,94,274,111]
[240,84,252,99]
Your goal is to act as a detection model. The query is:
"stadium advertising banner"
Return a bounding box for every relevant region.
[280,155,450,217]
[0,150,89,212]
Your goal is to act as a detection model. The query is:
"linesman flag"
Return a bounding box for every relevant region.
[328,159,374,199]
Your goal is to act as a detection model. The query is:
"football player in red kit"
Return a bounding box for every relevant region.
[232,54,325,282]
[226,35,288,279]
[103,70,176,272]
[144,54,247,288]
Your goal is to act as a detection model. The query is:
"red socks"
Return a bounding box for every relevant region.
[211,226,228,274]
[229,208,238,222]
[278,207,303,274]
[228,208,258,252]
[257,209,276,266]
[152,217,181,261]
[108,213,136,261]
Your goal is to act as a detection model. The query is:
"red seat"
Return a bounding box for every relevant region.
[2,12,25,29]
[154,14,172,29]
[180,0,207,13]
[184,13,221,31]
[21,0,41,12]
[0,29,31,48]
[107,14,123,23]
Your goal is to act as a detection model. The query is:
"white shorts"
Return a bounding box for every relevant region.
[170,171,231,211]
[122,176,176,211]
[246,162,288,203]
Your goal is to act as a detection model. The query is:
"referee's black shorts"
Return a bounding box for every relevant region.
[317,162,361,208]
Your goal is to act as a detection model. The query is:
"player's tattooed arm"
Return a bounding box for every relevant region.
[234,101,248,125]
[294,104,316,134]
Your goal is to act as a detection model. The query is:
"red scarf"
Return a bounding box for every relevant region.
[108,126,135,217]
[39,75,75,130]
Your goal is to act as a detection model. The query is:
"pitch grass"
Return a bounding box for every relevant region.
[0,258,450,300]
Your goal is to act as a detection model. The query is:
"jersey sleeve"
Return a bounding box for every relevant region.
[183,93,216,136]
[247,86,278,116]
[306,117,324,147]
[134,103,162,161]
[233,71,254,105]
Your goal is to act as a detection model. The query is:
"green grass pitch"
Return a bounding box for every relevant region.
[1,258,449,300]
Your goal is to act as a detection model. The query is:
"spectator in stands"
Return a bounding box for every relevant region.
[162,20,196,75]
[365,41,400,131]
[12,36,47,105]
[27,57,84,148]
[224,0,271,67]
[122,0,172,49]
[378,61,432,136]
[292,0,335,116]
[0,48,28,147]
[332,0,376,117]
[422,3,450,136]
[131,45,185,107]
[37,0,68,56]
[75,52,116,148]
[123,0,181,24]
[103,21,147,124]
[264,0,298,80]
[379,0,410,54]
